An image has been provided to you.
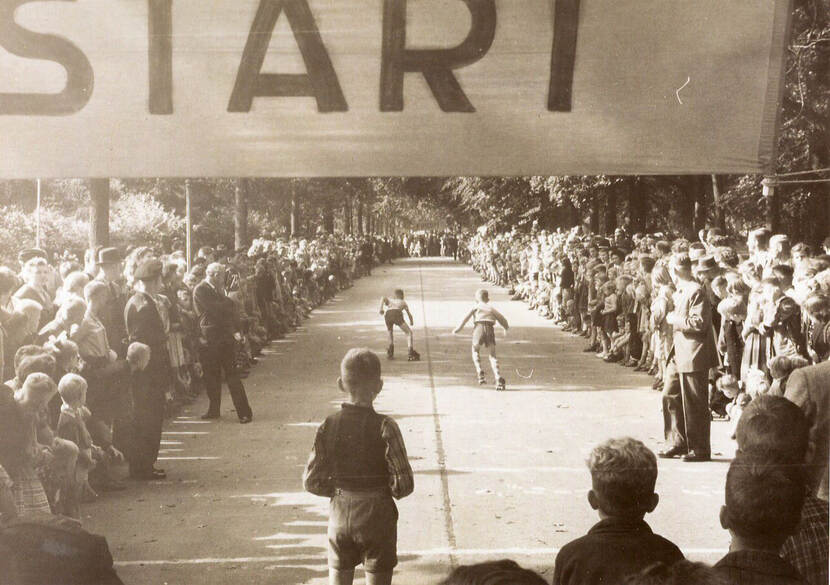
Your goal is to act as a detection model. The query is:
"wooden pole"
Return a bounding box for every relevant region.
[35,178,42,248]
[88,178,110,249]
[234,179,249,251]
[185,179,192,271]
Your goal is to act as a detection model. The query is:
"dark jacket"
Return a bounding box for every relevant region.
[553,517,684,585]
[714,550,805,585]
[193,280,236,345]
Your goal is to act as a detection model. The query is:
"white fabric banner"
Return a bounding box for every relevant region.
[0,0,792,177]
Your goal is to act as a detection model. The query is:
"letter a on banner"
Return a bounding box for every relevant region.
[228,0,347,112]
[0,0,94,115]
[380,0,496,112]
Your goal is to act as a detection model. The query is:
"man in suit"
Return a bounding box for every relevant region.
[124,258,170,480]
[194,263,252,423]
[659,253,718,462]
[785,361,829,501]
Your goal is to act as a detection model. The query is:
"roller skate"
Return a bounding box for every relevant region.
[407,348,420,361]
[387,344,394,359]
[477,371,486,385]
[496,377,506,391]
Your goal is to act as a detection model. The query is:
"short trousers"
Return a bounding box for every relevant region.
[472,321,496,348]
[384,309,406,331]
[328,489,398,572]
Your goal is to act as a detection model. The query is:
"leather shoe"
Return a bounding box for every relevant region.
[201,412,220,420]
[239,416,253,424]
[682,452,710,463]
[658,446,686,459]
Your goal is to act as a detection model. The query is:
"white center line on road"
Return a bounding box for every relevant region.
[115,547,729,567]
[417,263,458,570]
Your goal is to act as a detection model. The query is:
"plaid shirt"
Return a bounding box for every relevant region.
[303,406,414,500]
[781,495,829,585]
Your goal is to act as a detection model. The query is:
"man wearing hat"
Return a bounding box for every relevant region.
[124,258,170,480]
[660,253,718,462]
[94,248,128,358]
[193,263,252,423]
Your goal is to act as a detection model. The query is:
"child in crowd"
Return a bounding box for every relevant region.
[37,297,86,344]
[303,348,414,585]
[454,289,510,390]
[714,454,806,584]
[379,289,419,361]
[552,437,683,585]
[56,373,100,517]
[597,281,618,360]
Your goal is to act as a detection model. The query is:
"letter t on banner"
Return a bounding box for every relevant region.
[380,0,496,112]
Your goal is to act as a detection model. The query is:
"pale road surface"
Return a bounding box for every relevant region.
[84,257,735,585]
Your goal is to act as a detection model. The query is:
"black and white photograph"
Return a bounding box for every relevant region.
[0,1,828,584]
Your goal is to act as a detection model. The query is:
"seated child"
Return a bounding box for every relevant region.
[56,373,101,516]
[714,454,806,584]
[553,437,683,585]
[303,348,414,585]
[379,289,419,361]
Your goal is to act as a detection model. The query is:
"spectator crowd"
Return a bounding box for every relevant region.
[1,221,828,585]
[0,233,400,527]
[459,225,829,584]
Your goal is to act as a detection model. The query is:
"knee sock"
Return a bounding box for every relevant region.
[472,346,483,375]
[489,354,502,380]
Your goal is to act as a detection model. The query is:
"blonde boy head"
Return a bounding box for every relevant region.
[338,348,383,402]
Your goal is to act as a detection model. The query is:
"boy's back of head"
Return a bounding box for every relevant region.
[393,288,404,299]
[735,395,808,466]
[340,348,381,396]
[476,289,489,302]
[723,454,805,549]
[588,437,658,519]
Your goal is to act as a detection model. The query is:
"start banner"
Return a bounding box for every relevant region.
[0,0,792,178]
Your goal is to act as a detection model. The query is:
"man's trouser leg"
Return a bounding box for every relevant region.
[200,345,222,415]
[661,361,686,450]
[217,341,252,420]
[680,371,711,456]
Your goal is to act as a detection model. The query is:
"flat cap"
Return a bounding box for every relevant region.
[134,258,163,281]
[97,247,121,264]
[18,248,46,263]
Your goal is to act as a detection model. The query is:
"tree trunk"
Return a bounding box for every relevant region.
[766,185,781,234]
[604,189,617,235]
[625,181,646,233]
[356,198,364,236]
[711,175,725,230]
[290,185,299,237]
[88,178,110,249]
[344,197,352,235]
[323,201,335,234]
[234,179,249,250]
[589,197,600,233]
[678,178,696,240]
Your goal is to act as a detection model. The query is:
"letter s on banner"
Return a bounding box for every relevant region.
[0,0,94,115]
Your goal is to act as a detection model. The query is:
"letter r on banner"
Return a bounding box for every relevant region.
[380,0,497,112]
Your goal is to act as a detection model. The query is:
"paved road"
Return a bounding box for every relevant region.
[85,258,735,584]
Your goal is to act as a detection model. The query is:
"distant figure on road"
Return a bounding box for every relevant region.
[454,288,509,391]
[303,348,414,585]
[378,289,418,361]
